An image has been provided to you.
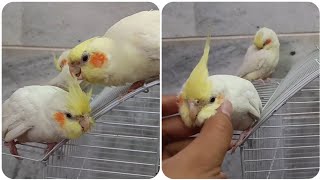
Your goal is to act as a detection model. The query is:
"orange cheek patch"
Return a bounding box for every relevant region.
[264,39,272,46]
[89,52,107,68]
[177,95,184,106]
[60,59,67,68]
[54,112,65,126]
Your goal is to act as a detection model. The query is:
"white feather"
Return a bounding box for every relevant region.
[208,75,262,130]
[2,86,68,143]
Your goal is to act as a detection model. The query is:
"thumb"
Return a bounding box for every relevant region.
[177,100,233,168]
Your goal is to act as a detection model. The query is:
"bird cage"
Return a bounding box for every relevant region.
[240,49,319,178]
[2,81,160,179]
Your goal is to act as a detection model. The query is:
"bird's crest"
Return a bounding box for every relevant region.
[182,36,212,100]
[68,37,97,63]
[65,78,92,116]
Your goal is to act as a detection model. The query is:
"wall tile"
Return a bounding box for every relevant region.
[3,2,158,47]
[163,2,319,38]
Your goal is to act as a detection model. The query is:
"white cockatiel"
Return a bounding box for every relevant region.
[67,10,160,91]
[237,27,280,81]
[2,79,94,159]
[178,37,262,152]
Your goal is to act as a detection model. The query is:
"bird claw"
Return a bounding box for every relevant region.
[230,129,252,154]
[127,80,145,93]
[5,141,22,160]
[45,143,58,155]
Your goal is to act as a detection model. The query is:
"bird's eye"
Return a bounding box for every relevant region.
[210,97,215,103]
[65,113,72,118]
[82,52,89,62]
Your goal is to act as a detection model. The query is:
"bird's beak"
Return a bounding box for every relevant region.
[79,115,91,132]
[68,62,83,80]
[188,100,200,121]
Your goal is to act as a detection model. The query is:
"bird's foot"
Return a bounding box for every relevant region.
[127,80,145,93]
[230,128,253,154]
[45,142,58,155]
[257,78,271,85]
[5,140,22,160]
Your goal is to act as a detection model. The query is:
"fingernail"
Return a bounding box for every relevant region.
[220,100,233,118]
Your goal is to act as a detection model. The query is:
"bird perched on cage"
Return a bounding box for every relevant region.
[2,78,94,159]
[177,36,262,153]
[67,10,160,92]
[48,50,91,91]
[237,27,280,83]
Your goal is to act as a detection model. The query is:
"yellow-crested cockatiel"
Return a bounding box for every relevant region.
[53,49,71,72]
[177,37,262,152]
[49,50,90,91]
[67,10,160,91]
[237,27,280,82]
[2,78,94,159]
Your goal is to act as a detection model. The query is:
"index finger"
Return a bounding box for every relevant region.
[162,115,200,145]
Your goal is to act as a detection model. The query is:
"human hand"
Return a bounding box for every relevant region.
[162,95,233,178]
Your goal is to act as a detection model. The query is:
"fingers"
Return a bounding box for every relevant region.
[163,138,195,160]
[162,115,200,145]
[162,95,179,116]
[174,100,233,168]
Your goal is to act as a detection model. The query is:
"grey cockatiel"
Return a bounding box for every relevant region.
[237,27,280,81]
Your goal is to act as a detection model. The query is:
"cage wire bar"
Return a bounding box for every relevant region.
[2,81,160,179]
[241,49,320,179]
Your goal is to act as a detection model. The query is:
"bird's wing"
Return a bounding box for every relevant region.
[237,45,269,77]
[243,83,262,120]
[104,11,160,61]
[2,98,34,142]
[4,122,33,142]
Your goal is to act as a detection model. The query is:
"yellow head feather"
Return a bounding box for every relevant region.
[66,78,92,116]
[253,30,264,49]
[53,54,62,71]
[68,37,98,63]
[182,36,212,100]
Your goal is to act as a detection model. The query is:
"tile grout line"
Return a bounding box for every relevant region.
[2,46,70,51]
[163,32,320,42]
[2,32,319,50]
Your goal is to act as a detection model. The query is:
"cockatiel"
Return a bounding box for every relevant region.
[237,27,280,82]
[177,37,262,152]
[49,50,91,91]
[67,10,160,91]
[2,78,94,159]
[53,49,71,71]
